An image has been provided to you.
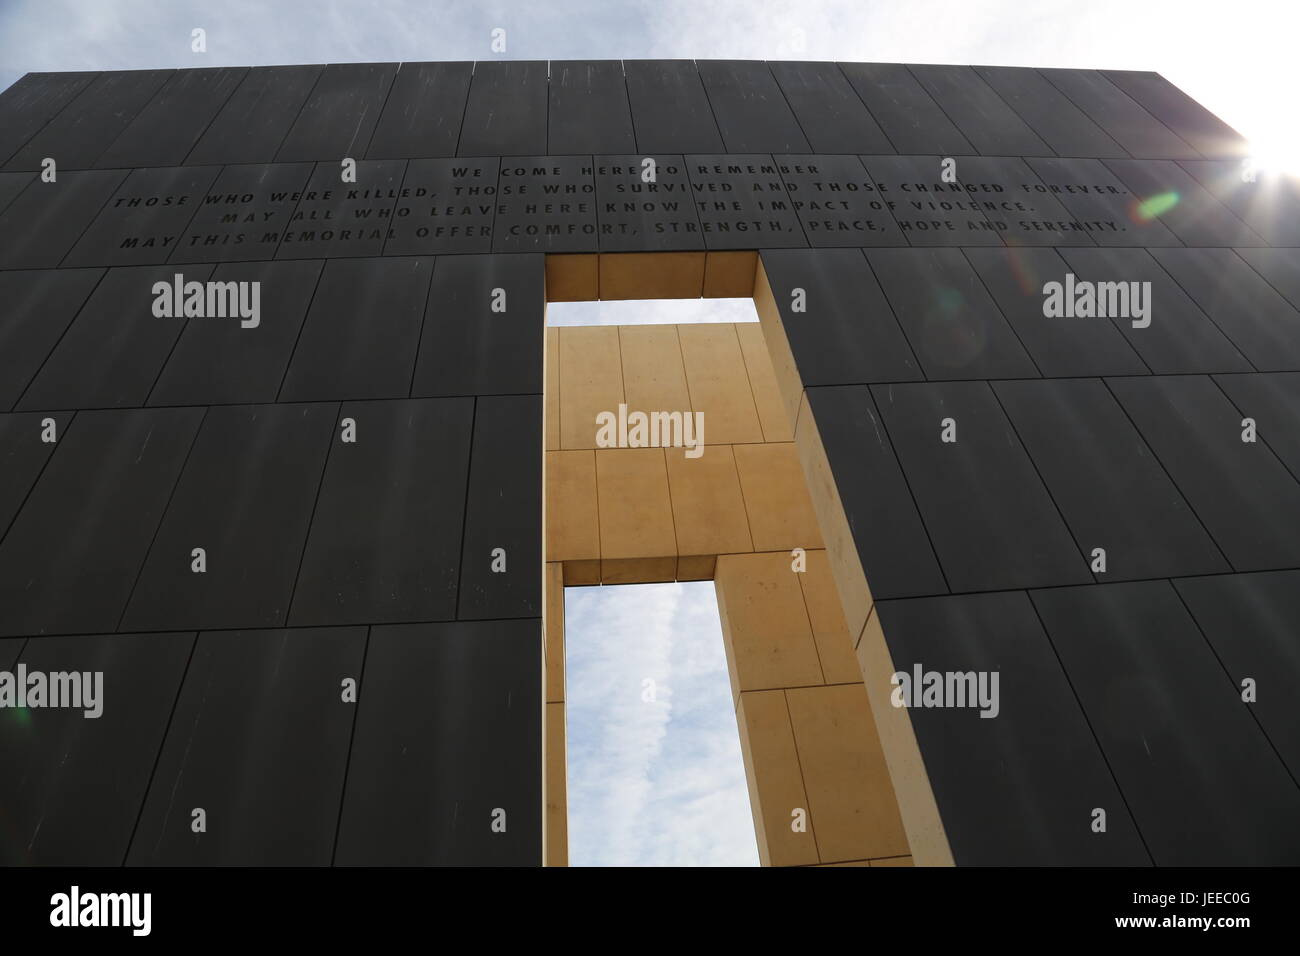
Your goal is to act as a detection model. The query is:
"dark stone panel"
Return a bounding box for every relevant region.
[769,61,893,153]
[187,65,322,166]
[1178,161,1300,247]
[275,62,397,163]
[1214,372,1300,479]
[412,253,544,397]
[1031,581,1300,865]
[1025,157,1179,246]
[1151,248,1300,372]
[170,162,314,263]
[774,155,904,247]
[759,248,920,384]
[994,378,1227,580]
[0,637,19,670]
[804,385,946,599]
[964,247,1147,377]
[865,248,1038,379]
[1037,68,1198,160]
[18,264,215,411]
[121,403,335,632]
[0,267,104,411]
[279,256,430,401]
[1103,158,1265,247]
[944,155,1091,246]
[0,169,127,269]
[94,67,247,169]
[0,171,33,215]
[385,157,498,255]
[973,66,1126,159]
[0,406,203,637]
[492,156,597,253]
[1237,248,1300,313]
[1102,70,1249,159]
[1174,569,1300,781]
[872,380,1091,592]
[0,71,97,166]
[458,396,542,619]
[457,61,548,157]
[64,165,220,268]
[592,154,702,251]
[908,65,1051,157]
[289,397,473,627]
[839,62,973,155]
[127,626,364,866]
[695,60,809,153]
[858,155,1001,246]
[685,154,805,250]
[3,69,172,171]
[1108,375,1300,571]
[0,411,69,541]
[876,591,1149,866]
[548,61,635,155]
[366,61,471,159]
[276,159,407,259]
[335,619,542,866]
[1058,247,1252,375]
[624,59,724,154]
[0,631,194,866]
[150,259,324,406]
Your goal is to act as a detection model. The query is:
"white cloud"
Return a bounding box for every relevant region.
[565,581,759,866]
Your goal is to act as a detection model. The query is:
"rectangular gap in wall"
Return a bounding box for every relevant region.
[548,298,756,326]
[563,581,759,866]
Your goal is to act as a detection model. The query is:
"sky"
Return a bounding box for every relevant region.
[565,581,758,866]
[3,0,1294,866]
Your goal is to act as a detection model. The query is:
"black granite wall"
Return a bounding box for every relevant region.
[0,59,1296,866]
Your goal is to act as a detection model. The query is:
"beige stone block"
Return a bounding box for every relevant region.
[563,559,602,586]
[601,556,677,584]
[544,562,565,704]
[855,608,954,867]
[558,326,624,449]
[545,701,568,867]
[715,552,825,698]
[798,549,860,685]
[704,250,757,297]
[870,856,914,867]
[733,442,824,552]
[599,251,705,299]
[785,682,910,864]
[794,393,872,642]
[618,325,692,418]
[751,258,805,429]
[677,323,765,445]
[736,689,819,867]
[675,554,717,581]
[736,322,794,443]
[546,253,598,302]
[546,450,600,563]
[545,326,560,450]
[594,447,676,564]
[665,445,752,560]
